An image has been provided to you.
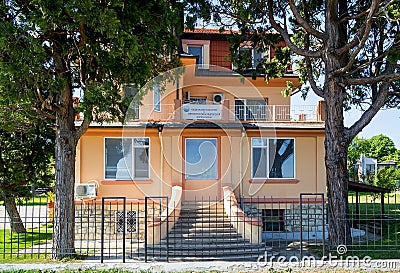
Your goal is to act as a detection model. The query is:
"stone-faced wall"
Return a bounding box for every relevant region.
[284,204,325,232]
[242,203,325,233]
[74,202,161,241]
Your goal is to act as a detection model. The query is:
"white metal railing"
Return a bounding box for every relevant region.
[126,103,318,122]
[234,104,318,121]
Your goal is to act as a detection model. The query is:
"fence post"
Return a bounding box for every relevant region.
[101,197,126,263]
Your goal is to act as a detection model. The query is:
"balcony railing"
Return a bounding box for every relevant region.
[234,105,317,121]
[126,103,320,122]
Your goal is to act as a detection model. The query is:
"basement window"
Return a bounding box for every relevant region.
[262,209,285,232]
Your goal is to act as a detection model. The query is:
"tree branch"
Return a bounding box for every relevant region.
[301,1,324,98]
[346,50,391,76]
[305,57,324,97]
[287,0,326,40]
[346,63,395,139]
[266,0,322,58]
[334,0,379,72]
[32,107,56,120]
[346,73,400,85]
[74,115,90,140]
[388,91,400,99]
[334,0,378,57]
[36,88,56,111]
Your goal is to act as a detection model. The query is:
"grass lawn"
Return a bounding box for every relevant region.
[0,225,53,262]
[0,196,49,206]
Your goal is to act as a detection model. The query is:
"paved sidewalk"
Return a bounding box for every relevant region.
[1,260,400,272]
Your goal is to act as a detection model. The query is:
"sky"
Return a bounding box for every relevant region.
[291,92,400,149]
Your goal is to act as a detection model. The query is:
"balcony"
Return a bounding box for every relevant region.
[127,100,325,123]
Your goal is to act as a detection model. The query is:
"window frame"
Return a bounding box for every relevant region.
[104,137,150,181]
[187,45,204,66]
[251,137,295,179]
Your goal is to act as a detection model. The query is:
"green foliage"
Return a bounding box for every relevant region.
[368,135,398,161]
[0,102,55,198]
[348,134,399,164]
[0,0,181,124]
[376,167,400,192]
[348,136,370,166]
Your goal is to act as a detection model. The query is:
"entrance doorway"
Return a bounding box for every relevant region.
[183,138,220,200]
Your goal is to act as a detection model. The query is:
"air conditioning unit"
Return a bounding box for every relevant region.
[75,184,97,199]
[213,93,224,104]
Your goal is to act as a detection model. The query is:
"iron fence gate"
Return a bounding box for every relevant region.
[1,193,399,261]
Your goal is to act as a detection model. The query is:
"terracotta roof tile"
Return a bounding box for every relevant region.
[184,28,238,34]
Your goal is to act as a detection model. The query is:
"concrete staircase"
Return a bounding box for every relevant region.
[140,200,272,261]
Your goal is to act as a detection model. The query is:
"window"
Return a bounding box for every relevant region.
[133,138,150,179]
[262,209,285,231]
[235,99,267,121]
[185,138,218,180]
[105,138,132,180]
[241,47,264,69]
[188,45,203,65]
[252,138,295,179]
[123,85,138,99]
[234,47,268,71]
[115,210,138,234]
[153,84,161,112]
[105,138,150,180]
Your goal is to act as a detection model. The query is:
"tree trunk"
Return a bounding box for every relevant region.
[52,90,78,259]
[324,84,352,248]
[3,194,26,233]
[323,0,352,249]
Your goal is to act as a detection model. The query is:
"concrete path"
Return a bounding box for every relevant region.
[1,260,400,272]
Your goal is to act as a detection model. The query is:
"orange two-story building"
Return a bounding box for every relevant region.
[74,29,326,243]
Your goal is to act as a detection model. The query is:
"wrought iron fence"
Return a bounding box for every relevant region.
[341,192,400,259]
[1,192,399,262]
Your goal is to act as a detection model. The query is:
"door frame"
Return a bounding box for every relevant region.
[182,136,221,200]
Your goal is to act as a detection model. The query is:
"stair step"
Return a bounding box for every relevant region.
[145,243,268,250]
[160,237,250,244]
[173,222,233,228]
[167,233,242,239]
[179,210,227,215]
[181,203,225,207]
[175,217,230,222]
[170,227,237,233]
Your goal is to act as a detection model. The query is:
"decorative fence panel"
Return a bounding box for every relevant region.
[1,192,399,262]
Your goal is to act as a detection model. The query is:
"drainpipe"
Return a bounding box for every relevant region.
[239,127,246,198]
[158,125,164,196]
